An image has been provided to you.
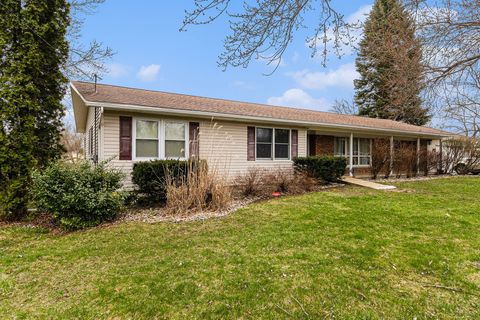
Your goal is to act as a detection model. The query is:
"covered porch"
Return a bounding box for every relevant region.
[306,129,440,177]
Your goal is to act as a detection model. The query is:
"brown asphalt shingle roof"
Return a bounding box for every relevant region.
[72,81,448,136]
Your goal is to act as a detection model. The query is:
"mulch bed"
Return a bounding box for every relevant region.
[116,183,345,224]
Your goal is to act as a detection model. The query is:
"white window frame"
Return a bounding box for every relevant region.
[255,127,291,161]
[132,118,189,161]
[334,137,372,167]
[164,121,189,160]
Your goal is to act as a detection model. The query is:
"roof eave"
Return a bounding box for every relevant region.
[70,83,89,133]
[82,100,448,139]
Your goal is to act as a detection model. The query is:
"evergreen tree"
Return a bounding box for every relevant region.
[0,0,69,219]
[354,0,430,126]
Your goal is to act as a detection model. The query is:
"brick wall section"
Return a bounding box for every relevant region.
[309,135,334,156]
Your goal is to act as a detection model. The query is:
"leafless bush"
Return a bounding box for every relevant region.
[265,168,319,195]
[164,163,232,215]
[371,139,391,179]
[235,167,319,197]
[265,169,293,193]
[419,149,440,176]
[291,170,318,193]
[234,168,266,197]
[393,142,417,178]
[442,138,480,174]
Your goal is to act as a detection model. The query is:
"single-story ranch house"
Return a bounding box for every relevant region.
[71,81,449,188]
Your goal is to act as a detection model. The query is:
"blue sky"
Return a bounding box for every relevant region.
[79,1,373,112]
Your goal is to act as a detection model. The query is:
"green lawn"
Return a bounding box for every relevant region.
[1,177,480,319]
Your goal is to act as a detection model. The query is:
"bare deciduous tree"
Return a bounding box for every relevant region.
[329,99,359,115]
[61,124,84,162]
[67,0,114,80]
[181,0,360,71]
[407,0,480,136]
[409,0,480,82]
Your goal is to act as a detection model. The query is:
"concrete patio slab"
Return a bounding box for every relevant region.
[342,176,396,190]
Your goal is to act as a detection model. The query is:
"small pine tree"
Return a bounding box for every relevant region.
[354,0,430,126]
[0,0,69,219]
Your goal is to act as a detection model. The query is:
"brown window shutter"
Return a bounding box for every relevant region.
[189,122,200,159]
[247,126,255,161]
[291,129,298,159]
[119,116,132,160]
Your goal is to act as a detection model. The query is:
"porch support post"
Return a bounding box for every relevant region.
[417,138,421,175]
[349,132,354,176]
[389,136,394,175]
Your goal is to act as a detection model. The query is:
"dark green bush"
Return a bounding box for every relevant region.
[293,156,347,182]
[32,161,125,230]
[132,160,205,202]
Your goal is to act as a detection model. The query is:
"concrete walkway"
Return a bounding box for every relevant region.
[342,176,396,190]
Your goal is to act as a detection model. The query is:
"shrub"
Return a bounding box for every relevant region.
[132,160,205,202]
[164,164,231,215]
[293,156,347,182]
[419,149,440,176]
[392,142,417,178]
[442,138,480,174]
[234,168,266,197]
[264,168,293,193]
[267,168,319,194]
[371,139,391,179]
[32,161,125,230]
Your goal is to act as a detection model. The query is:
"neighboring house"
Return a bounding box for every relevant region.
[71,81,449,188]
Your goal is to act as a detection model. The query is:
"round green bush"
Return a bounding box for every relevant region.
[32,161,126,230]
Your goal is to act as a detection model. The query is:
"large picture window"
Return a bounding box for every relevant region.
[256,127,290,160]
[334,137,371,166]
[134,119,188,159]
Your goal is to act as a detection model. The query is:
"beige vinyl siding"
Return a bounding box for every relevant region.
[199,121,307,179]
[102,110,307,189]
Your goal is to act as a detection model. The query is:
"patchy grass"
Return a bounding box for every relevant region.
[1,177,480,319]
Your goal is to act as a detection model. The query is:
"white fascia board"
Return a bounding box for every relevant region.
[84,100,449,139]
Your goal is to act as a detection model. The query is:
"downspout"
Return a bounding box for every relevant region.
[93,106,99,165]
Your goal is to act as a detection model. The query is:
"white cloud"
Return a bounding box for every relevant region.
[288,63,358,90]
[347,4,373,25]
[267,88,329,110]
[108,63,128,78]
[232,80,255,90]
[137,64,161,82]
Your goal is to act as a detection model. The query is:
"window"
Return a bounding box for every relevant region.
[275,129,290,159]
[165,122,186,158]
[256,128,273,159]
[256,127,290,160]
[135,120,159,158]
[134,119,188,159]
[334,137,371,166]
[334,137,346,156]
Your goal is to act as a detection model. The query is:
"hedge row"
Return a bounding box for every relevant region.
[293,156,347,182]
